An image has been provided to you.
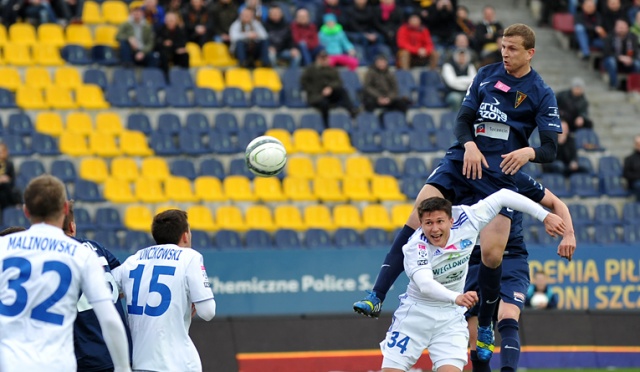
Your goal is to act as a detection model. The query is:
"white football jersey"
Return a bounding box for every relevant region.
[0,223,112,372]
[403,201,499,305]
[113,244,214,372]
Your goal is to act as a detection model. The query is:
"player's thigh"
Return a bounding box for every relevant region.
[425,158,472,203]
[380,300,431,371]
[429,310,468,371]
[479,215,511,265]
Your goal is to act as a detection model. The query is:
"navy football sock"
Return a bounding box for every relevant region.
[470,350,491,372]
[498,318,520,372]
[477,262,502,327]
[372,225,414,302]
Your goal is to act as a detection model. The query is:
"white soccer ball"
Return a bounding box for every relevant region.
[245,136,287,177]
[530,292,549,309]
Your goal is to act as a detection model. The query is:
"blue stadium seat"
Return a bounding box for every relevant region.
[272,113,296,132]
[19,160,45,181]
[598,156,623,177]
[51,160,77,183]
[32,133,60,156]
[62,45,92,65]
[140,67,167,89]
[363,228,389,246]
[577,156,595,176]
[299,112,324,132]
[214,112,240,134]
[74,207,95,231]
[540,174,571,198]
[600,175,629,197]
[381,130,407,153]
[185,113,211,135]
[165,86,193,108]
[305,229,332,249]
[281,85,307,108]
[243,113,268,134]
[434,129,457,151]
[106,85,135,107]
[111,67,137,89]
[431,157,443,171]
[169,67,194,90]
[520,162,543,179]
[0,88,16,109]
[403,157,430,179]
[569,174,600,198]
[15,175,29,193]
[328,112,353,132]
[382,111,410,133]
[574,228,592,243]
[237,128,261,150]
[74,179,104,202]
[395,69,417,100]
[200,159,226,179]
[193,87,221,108]
[374,157,401,178]
[83,69,108,90]
[623,225,640,243]
[179,130,208,155]
[351,130,381,153]
[94,230,124,251]
[274,229,300,248]
[8,113,34,136]
[251,87,279,108]
[191,230,213,249]
[411,113,436,133]
[127,113,152,135]
[209,130,240,154]
[419,87,447,108]
[170,159,197,180]
[567,204,591,227]
[419,70,445,88]
[91,45,118,66]
[356,112,382,133]
[574,128,603,151]
[622,203,640,225]
[409,130,436,152]
[339,70,362,106]
[124,231,154,252]
[150,132,181,156]
[2,208,30,229]
[401,177,423,199]
[96,207,125,231]
[245,229,273,248]
[439,111,456,132]
[222,87,250,108]
[334,228,362,248]
[229,158,254,179]
[538,229,562,246]
[594,225,620,244]
[215,230,242,249]
[158,113,182,135]
[4,135,32,156]
[594,203,621,226]
[135,86,165,108]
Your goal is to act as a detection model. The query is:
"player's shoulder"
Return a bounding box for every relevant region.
[74,237,108,255]
[529,67,554,93]
[476,62,503,77]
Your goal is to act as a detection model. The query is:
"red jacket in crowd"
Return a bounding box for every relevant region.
[291,22,320,50]
[396,23,435,55]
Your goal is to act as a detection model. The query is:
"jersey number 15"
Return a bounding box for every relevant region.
[128,264,176,317]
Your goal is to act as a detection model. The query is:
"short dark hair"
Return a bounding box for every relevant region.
[24,175,67,222]
[503,23,536,49]
[0,226,26,236]
[417,197,452,220]
[152,209,189,245]
[62,200,75,234]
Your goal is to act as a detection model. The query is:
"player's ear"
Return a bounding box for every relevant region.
[527,47,535,60]
[22,204,30,219]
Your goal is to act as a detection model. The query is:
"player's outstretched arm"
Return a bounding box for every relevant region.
[92,300,132,372]
[539,189,576,261]
[194,299,217,321]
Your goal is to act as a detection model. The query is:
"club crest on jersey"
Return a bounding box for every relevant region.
[460,239,472,249]
[513,291,525,303]
[515,91,527,108]
[475,124,486,134]
[417,243,428,258]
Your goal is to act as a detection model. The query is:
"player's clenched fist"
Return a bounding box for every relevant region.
[455,291,479,309]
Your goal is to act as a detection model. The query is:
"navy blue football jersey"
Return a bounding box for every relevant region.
[73,238,132,371]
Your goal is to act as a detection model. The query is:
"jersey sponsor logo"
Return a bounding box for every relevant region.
[478,101,508,123]
[417,259,429,265]
[514,91,527,108]
[460,239,472,249]
[547,106,560,118]
[479,81,491,87]
[432,255,470,276]
[202,265,211,288]
[475,123,486,134]
[474,122,510,140]
[433,249,443,257]
[513,291,525,303]
[494,80,511,92]
[445,271,464,281]
[417,243,428,258]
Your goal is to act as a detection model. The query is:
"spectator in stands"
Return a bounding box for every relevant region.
[442,47,476,112]
[182,0,212,46]
[318,13,359,70]
[210,0,238,45]
[623,135,640,200]
[445,33,477,65]
[425,0,457,47]
[455,5,476,46]
[156,11,189,74]
[363,55,411,113]
[603,19,640,90]
[266,5,301,67]
[301,51,360,126]
[630,10,640,39]
[396,13,439,70]
[629,0,640,24]
[377,0,405,49]
[239,0,268,23]
[0,143,18,211]
[230,8,270,67]
[574,0,605,61]
[291,8,322,66]
[25,0,59,25]
[525,270,558,310]
[538,0,569,27]
[556,77,594,131]
[599,0,625,34]
[143,0,165,32]
[543,120,587,176]
[474,5,503,59]
[343,0,390,65]
[117,3,159,67]
[317,0,344,29]
[1,0,23,27]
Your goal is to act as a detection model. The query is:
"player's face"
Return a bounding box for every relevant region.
[420,210,453,248]
[501,36,534,77]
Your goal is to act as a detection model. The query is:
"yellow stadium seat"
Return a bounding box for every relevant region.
[283,177,315,201]
[79,158,109,183]
[285,157,315,179]
[102,1,129,24]
[253,68,282,92]
[303,205,333,230]
[264,129,296,154]
[344,177,375,201]
[333,205,362,229]
[141,157,170,180]
[16,86,47,110]
[9,24,36,46]
[135,178,167,203]
[187,205,216,231]
[45,86,77,109]
[216,206,247,232]
[202,42,236,67]
[94,25,118,47]
[254,177,287,202]
[346,156,374,179]
[195,68,225,91]
[124,205,153,231]
[194,176,226,202]
[4,43,33,66]
[313,178,347,202]
[363,205,394,231]
[37,24,65,47]
[0,67,21,91]
[372,175,405,201]
[185,42,204,67]
[35,112,64,137]
[391,204,414,228]
[0,25,7,47]
[225,68,253,92]
[274,205,305,231]
[316,156,344,179]
[89,132,121,157]
[110,157,139,181]
[66,24,93,48]
[322,128,355,154]
[25,67,52,88]
[59,132,90,156]
[245,205,276,232]
[96,112,124,134]
[54,67,82,89]
[293,129,325,154]
[104,178,136,203]
[82,1,103,24]
[66,112,93,134]
[120,130,153,156]
[223,176,257,202]
[155,205,180,215]
[76,85,109,109]
[165,177,197,202]
[34,44,64,66]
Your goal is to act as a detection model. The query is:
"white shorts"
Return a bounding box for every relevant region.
[380,295,469,371]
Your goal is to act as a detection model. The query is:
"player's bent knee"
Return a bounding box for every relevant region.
[498,302,521,322]
[434,359,465,372]
[415,184,444,204]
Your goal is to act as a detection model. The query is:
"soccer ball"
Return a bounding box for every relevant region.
[530,292,549,309]
[245,136,287,177]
